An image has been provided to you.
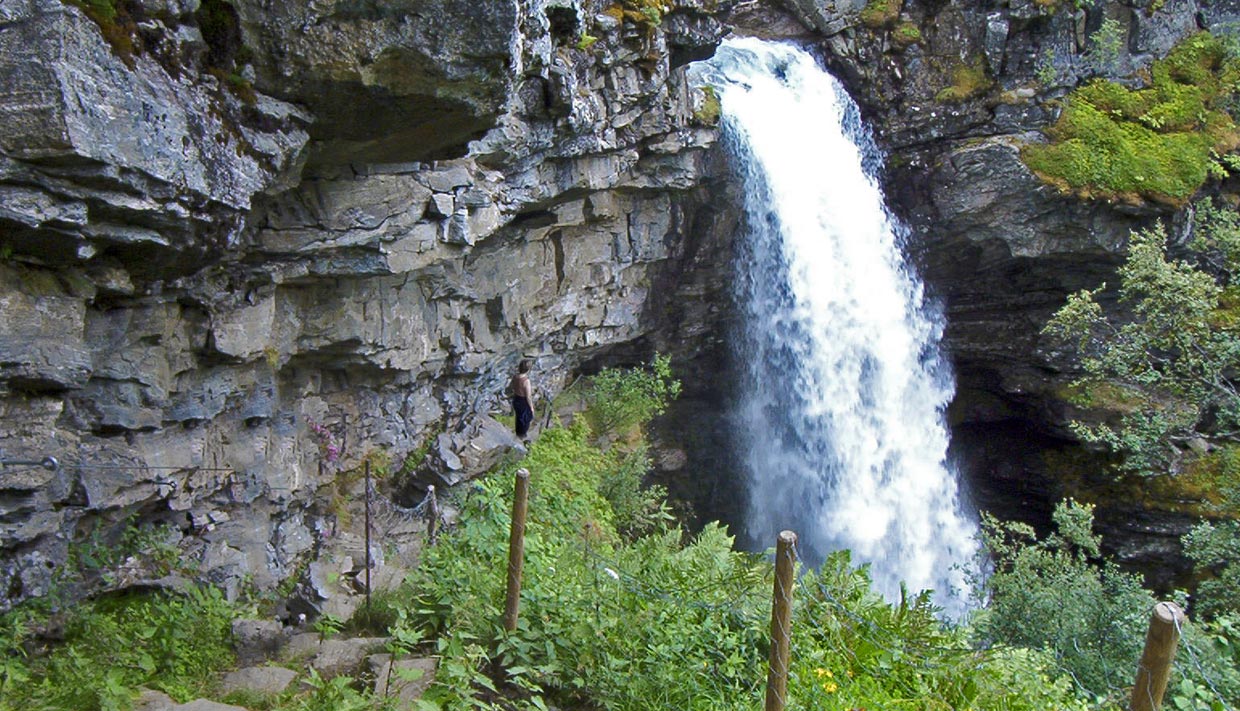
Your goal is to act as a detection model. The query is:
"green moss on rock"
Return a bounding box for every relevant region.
[1021,32,1240,206]
[935,57,992,102]
[693,86,721,126]
[893,22,922,47]
[860,0,902,29]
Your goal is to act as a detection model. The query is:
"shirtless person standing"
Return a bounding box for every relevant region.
[510,359,534,441]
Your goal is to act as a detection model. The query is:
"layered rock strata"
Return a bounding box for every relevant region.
[0,0,732,608]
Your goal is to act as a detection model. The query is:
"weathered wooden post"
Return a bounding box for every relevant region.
[364,459,372,608]
[1130,601,1186,711]
[426,485,439,546]
[765,530,797,711]
[502,468,532,632]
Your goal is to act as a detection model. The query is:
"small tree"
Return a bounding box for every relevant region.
[583,353,682,437]
[976,500,1155,701]
[1183,519,1240,618]
[1044,209,1240,476]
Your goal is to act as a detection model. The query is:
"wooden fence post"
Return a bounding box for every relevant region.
[503,468,532,632]
[1130,601,1186,711]
[426,485,439,546]
[364,459,372,608]
[765,530,797,711]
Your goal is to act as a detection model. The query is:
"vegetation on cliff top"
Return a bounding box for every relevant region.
[1022,32,1240,206]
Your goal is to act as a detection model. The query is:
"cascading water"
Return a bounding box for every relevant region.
[691,39,978,611]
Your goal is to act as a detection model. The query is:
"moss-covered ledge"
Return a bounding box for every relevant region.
[1021,32,1240,207]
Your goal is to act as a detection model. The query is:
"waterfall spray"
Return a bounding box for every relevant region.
[692,39,978,612]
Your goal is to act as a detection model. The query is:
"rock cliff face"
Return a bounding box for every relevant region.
[0,0,1228,606]
[0,0,733,607]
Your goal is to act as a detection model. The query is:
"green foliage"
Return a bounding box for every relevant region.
[980,501,1240,709]
[285,670,384,711]
[606,0,669,30]
[1022,32,1240,205]
[792,552,1090,711]
[0,585,236,710]
[404,365,1087,711]
[596,442,673,539]
[1184,520,1240,618]
[58,516,187,596]
[976,500,1156,702]
[583,353,681,437]
[1037,48,1060,86]
[892,21,922,47]
[935,57,993,102]
[344,588,405,636]
[314,612,346,640]
[1089,17,1127,74]
[1191,197,1240,272]
[693,86,722,126]
[860,0,902,29]
[1044,219,1240,477]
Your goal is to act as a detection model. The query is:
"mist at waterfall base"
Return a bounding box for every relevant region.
[690,39,979,614]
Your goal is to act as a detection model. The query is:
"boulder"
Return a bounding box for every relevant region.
[217,665,298,697]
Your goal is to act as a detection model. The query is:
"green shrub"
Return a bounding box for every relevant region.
[1,585,237,710]
[404,365,1089,711]
[583,353,681,437]
[1044,217,1240,477]
[1023,32,1240,205]
[1184,520,1240,618]
[976,500,1157,703]
[1089,17,1127,74]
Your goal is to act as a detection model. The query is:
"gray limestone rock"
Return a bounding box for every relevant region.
[0,2,307,269]
[218,665,298,696]
[171,701,249,711]
[234,0,520,165]
[232,618,289,666]
[133,689,178,711]
[369,654,437,703]
[309,637,390,680]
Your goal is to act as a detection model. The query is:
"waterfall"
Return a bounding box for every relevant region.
[691,39,978,611]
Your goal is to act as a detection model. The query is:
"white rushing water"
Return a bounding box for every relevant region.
[692,39,978,611]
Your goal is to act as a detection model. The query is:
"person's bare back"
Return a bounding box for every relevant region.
[510,360,534,439]
[510,371,532,401]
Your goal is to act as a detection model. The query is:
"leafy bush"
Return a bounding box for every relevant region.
[975,500,1154,703]
[1022,32,1240,205]
[1044,219,1240,477]
[404,365,1088,711]
[583,353,681,437]
[1184,520,1240,618]
[0,584,237,710]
